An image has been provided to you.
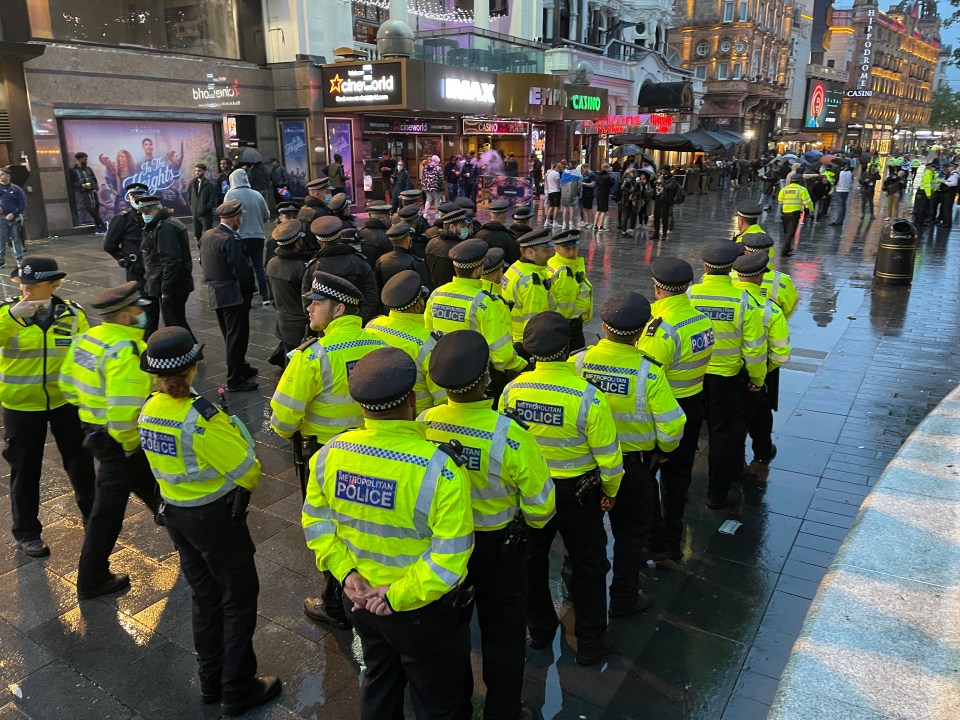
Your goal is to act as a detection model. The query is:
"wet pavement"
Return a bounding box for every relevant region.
[0,180,958,720]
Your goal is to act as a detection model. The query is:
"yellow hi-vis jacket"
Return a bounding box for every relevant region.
[418,399,555,531]
[735,224,775,262]
[59,323,149,452]
[571,340,686,454]
[761,268,798,319]
[547,254,594,322]
[919,168,938,197]
[139,392,261,505]
[501,261,556,342]
[424,277,526,372]
[499,361,623,497]
[365,311,446,414]
[637,293,715,399]
[302,420,474,611]
[689,274,767,387]
[0,296,88,411]
[778,183,814,214]
[270,315,386,443]
[736,282,791,371]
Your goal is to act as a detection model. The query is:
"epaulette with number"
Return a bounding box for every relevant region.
[430,331,443,342]
[644,317,663,337]
[502,408,530,430]
[296,337,318,353]
[531,273,541,285]
[191,395,220,421]
[436,438,466,467]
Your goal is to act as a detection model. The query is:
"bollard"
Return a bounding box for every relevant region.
[873,219,918,285]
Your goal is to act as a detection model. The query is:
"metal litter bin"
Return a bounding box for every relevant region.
[874,219,918,285]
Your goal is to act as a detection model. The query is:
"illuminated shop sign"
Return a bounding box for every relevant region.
[463,118,529,135]
[851,9,876,97]
[570,94,602,112]
[322,61,405,110]
[363,117,457,134]
[443,78,496,103]
[584,114,674,134]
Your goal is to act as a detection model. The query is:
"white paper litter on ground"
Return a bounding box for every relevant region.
[718,520,742,535]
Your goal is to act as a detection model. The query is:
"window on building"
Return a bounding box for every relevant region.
[732,63,742,79]
[695,65,707,79]
[752,50,760,78]
[723,0,734,23]
[353,0,388,44]
[28,0,246,59]
[718,63,728,80]
[739,0,748,21]
[696,41,709,56]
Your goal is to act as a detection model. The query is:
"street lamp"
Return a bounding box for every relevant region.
[744,128,756,158]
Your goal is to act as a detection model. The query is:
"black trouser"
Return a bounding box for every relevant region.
[163,494,260,703]
[527,476,609,648]
[193,212,214,242]
[242,238,269,299]
[79,192,105,231]
[650,392,705,555]
[3,404,95,541]
[931,191,943,221]
[938,190,956,226]
[913,191,930,225]
[568,318,585,352]
[703,374,753,504]
[781,211,801,254]
[748,367,779,461]
[468,527,527,720]
[608,452,656,609]
[78,429,158,588]
[125,268,159,338]
[215,302,252,388]
[160,293,195,341]
[346,593,472,720]
[861,189,875,215]
[653,200,672,237]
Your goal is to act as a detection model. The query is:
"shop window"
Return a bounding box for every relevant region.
[31,0,244,59]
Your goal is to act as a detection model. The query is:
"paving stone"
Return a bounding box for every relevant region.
[5,662,135,720]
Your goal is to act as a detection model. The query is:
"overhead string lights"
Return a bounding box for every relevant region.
[352,0,475,24]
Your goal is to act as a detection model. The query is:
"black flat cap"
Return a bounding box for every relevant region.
[91,280,151,315]
[518,228,554,248]
[276,201,301,215]
[512,206,533,221]
[215,200,243,218]
[338,228,359,244]
[441,209,467,225]
[400,189,422,201]
[272,219,303,245]
[123,182,149,196]
[701,240,742,269]
[348,347,417,411]
[741,232,774,251]
[430,330,489,393]
[601,291,651,335]
[381,270,424,311]
[455,197,476,211]
[303,271,363,304]
[553,229,580,246]
[386,222,412,239]
[327,193,349,212]
[137,195,162,208]
[449,238,488,268]
[311,216,343,242]
[398,204,421,220]
[437,202,459,215]
[306,177,330,190]
[12,255,66,284]
[737,201,763,220]
[142,327,203,376]
[522,311,571,360]
[732,250,770,278]
[489,199,510,213]
[948,161,958,169]
[482,247,505,275]
[651,257,693,292]
[368,203,392,214]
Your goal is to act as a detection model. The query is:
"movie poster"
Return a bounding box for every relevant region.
[325,119,354,202]
[279,120,309,200]
[61,119,219,225]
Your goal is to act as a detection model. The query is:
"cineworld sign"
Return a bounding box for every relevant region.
[570,94,602,112]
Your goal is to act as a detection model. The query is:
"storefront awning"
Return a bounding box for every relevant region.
[637,82,694,112]
[682,129,729,151]
[609,133,695,151]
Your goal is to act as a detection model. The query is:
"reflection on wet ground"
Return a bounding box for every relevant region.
[0,182,957,719]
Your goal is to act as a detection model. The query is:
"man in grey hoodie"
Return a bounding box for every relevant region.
[225,169,271,305]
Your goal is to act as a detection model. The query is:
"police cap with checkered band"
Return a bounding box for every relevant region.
[306,177,330,190]
[701,239,742,270]
[141,326,203,376]
[303,271,363,305]
[348,347,417,411]
[327,193,349,213]
[12,255,67,284]
[91,280,152,315]
[522,311,571,360]
[430,330,489,393]
[741,233,774,251]
[398,204,421,221]
[381,270,426,311]
[601,291,651,335]
[449,238,488,269]
[386,222,412,240]
[518,228,554,248]
[737,201,763,220]
[553,228,581,246]
[272,219,303,246]
[482,247,505,275]
[650,257,694,292]
[732,250,770,278]
[512,206,533,221]
[310,216,343,242]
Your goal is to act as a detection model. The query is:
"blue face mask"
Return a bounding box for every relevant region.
[129,199,139,211]
[132,311,148,329]
[141,213,155,223]
[324,194,333,204]
[459,227,469,240]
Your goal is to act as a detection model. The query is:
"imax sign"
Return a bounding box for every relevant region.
[443,78,496,103]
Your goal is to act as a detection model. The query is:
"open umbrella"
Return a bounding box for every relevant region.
[639,166,657,178]
[820,154,838,165]
[611,144,642,158]
[804,149,824,160]
[781,152,799,161]
[230,146,264,164]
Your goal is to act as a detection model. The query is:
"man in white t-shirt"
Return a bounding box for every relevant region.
[544,163,562,226]
[829,164,853,226]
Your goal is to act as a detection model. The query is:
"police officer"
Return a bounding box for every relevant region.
[366,270,445,414]
[777,177,814,257]
[267,201,301,267]
[733,201,766,243]
[502,229,556,357]
[936,160,959,227]
[914,162,939,227]
[0,257,95,557]
[547,229,593,352]
[396,203,430,259]
[303,217,379,323]
[455,196,484,236]
[477,198,521,265]
[302,347,474,719]
[103,182,159,337]
[299,177,332,225]
[139,327,281,716]
[733,251,791,467]
[638,257,714,565]
[200,200,258,392]
[422,330,554,720]
[508,206,533,241]
[327,193,356,231]
[690,241,767,509]
[59,281,158,598]
[572,292,685,614]
[270,272,386,627]
[740,234,799,318]
[426,208,469,287]
[375,222,432,291]
[359,203,393,267]
[398,187,423,209]
[424,238,527,376]
[500,312,623,666]
[138,194,196,339]
[481,247,506,297]
[265,219,310,367]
